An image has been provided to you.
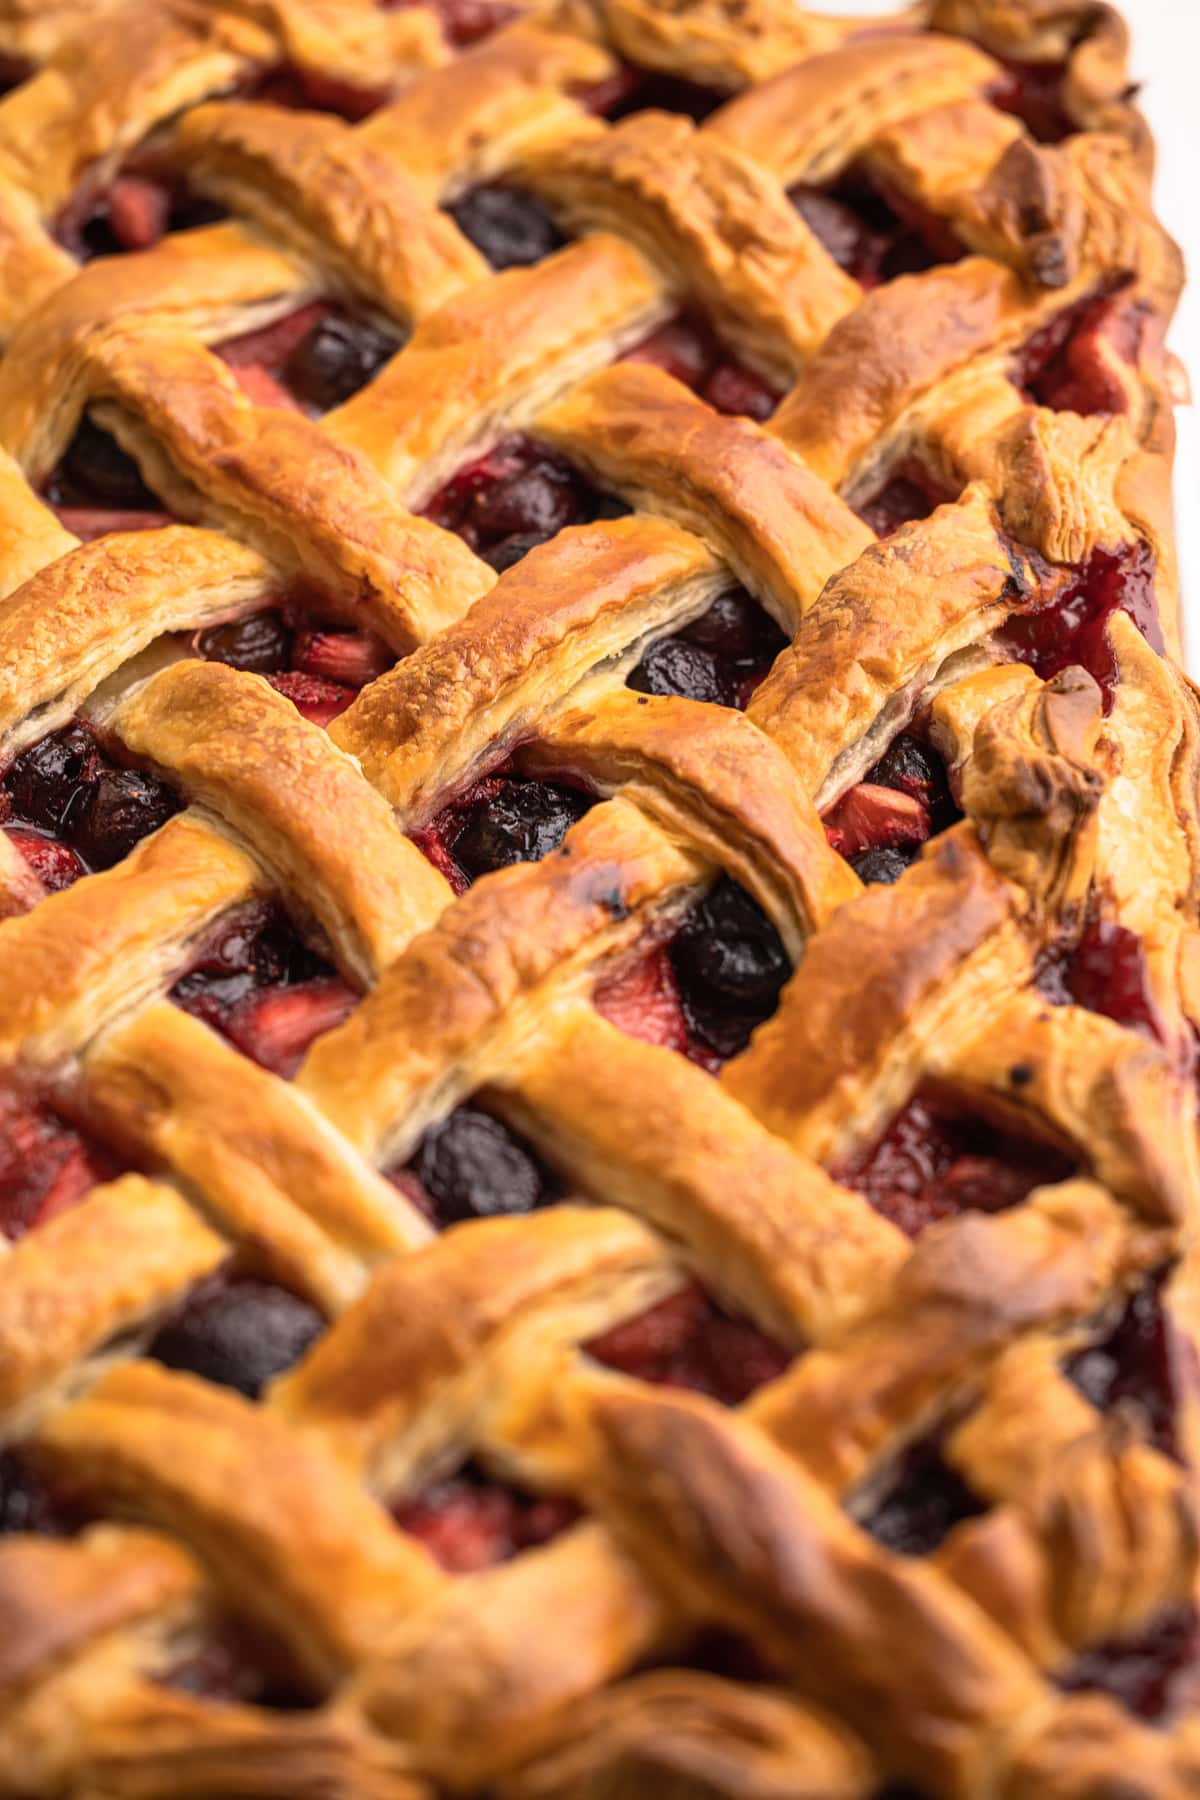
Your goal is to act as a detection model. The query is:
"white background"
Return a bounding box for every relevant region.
[815,0,1200,661]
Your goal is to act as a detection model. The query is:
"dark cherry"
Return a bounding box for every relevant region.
[1064,1272,1184,1463]
[838,1086,1077,1237]
[284,314,404,411]
[790,184,892,285]
[627,588,787,710]
[865,1438,986,1557]
[856,468,950,538]
[423,437,623,562]
[1061,1606,1200,1723]
[851,843,919,886]
[0,1451,75,1537]
[148,1273,324,1399]
[668,877,790,1061]
[989,58,1074,144]
[596,69,723,124]
[1037,914,1163,1042]
[446,184,566,270]
[196,610,293,674]
[869,732,960,833]
[69,766,179,869]
[394,1461,581,1573]
[586,1279,791,1406]
[407,1104,557,1226]
[56,419,158,510]
[1000,542,1161,712]
[450,778,591,883]
[1013,288,1145,416]
[3,724,100,834]
[628,636,726,705]
[788,173,961,287]
[469,460,578,544]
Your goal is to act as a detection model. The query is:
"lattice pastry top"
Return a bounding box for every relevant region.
[0,0,1196,1794]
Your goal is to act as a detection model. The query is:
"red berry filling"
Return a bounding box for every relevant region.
[0,1450,87,1539]
[1061,1607,1200,1724]
[0,1091,119,1240]
[394,1462,581,1573]
[2,719,181,887]
[194,599,394,726]
[1012,287,1147,415]
[170,899,356,1079]
[148,1269,324,1399]
[1000,542,1161,711]
[823,733,962,887]
[788,170,964,289]
[988,57,1074,145]
[864,1436,986,1557]
[579,66,724,123]
[216,303,405,414]
[594,943,691,1058]
[1036,912,1165,1043]
[854,463,954,539]
[384,0,518,49]
[621,313,781,420]
[410,770,594,895]
[586,1278,791,1405]
[422,435,630,571]
[835,1085,1077,1238]
[626,587,788,710]
[1065,1271,1192,1464]
[45,419,171,536]
[446,186,567,272]
[54,169,224,261]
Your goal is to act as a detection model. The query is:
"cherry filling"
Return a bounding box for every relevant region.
[2,719,181,890]
[1061,1608,1200,1724]
[170,899,356,1079]
[788,170,963,289]
[445,185,566,271]
[195,599,393,728]
[582,67,725,124]
[148,1269,324,1399]
[1036,911,1164,1043]
[621,313,782,421]
[391,1103,561,1228]
[822,732,962,888]
[626,587,788,710]
[0,1090,120,1240]
[0,1450,86,1539]
[161,1615,318,1709]
[988,58,1075,145]
[44,418,172,540]
[55,170,225,261]
[215,303,405,413]
[835,1084,1078,1238]
[1065,1271,1189,1464]
[999,542,1161,711]
[595,877,791,1069]
[585,1278,791,1405]
[394,1462,581,1573]
[1012,287,1147,415]
[421,435,630,572]
[854,463,954,539]
[410,770,594,895]
[863,1436,986,1558]
[385,0,519,50]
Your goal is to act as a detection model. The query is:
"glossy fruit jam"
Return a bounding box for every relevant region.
[822,732,962,888]
[854,463,954,539]
[626,587,787,710]
[835,1084,1077,1237]
[621,313,782,421]
[421,435,630,572]
[171,899,356,1080]
[788,168,964,289]
[594,877,791,1070]
[1000,542,1161,711]
[1036,911,1164,1043]
[1013,286,1146,416]
[394,1462,581,1573]
[0,1089,120,1240]
[410,768,595,894]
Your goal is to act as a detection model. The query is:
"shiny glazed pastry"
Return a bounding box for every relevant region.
[0,0,1197,1794]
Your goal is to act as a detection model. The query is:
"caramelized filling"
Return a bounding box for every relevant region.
[170,899,356,1079]
[394,1461,581,1572]
[586,1278,791,1405]
[1000,542,1161,710]
[789,169,964,288]
[835,1084,1077,1237]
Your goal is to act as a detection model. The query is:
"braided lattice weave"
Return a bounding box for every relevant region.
[0,0,1197,1793]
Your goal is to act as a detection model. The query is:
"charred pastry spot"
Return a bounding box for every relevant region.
[862,1435,986,1557]
[626,588,788,710]
[394,1459,582,1573]
[148,1270,324,1399]
[421,435,630,569]
[170,899,356,1079]
[788,168,964,288]
[1001,542,1161,712]
[835,1083,1078,1237]
[446,184,566,271]
[410,770,595,893]
[2,719,182,882]
[586,1278,791,1404]
[620,314,782,420]
[391,1103,561,1229]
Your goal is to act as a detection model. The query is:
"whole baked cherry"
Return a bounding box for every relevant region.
[851,843,919,885]
[669,877,790,1058]
[69,766,179,868]
[451,779,590,881]
[58,419,158,509]
[447,185,565,269]
[3,724,100,833]
[284,315,403,411]
[627,637,725,704]
[196,611,293,673]
[410,1105,554,1224]
[149,1274,324,1398]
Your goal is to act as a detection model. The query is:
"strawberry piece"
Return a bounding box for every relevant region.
[107,174,171,251]
[216,302,332,373]
[0,1094,112,1239]
[620,315,715,390]
[593,944,690,1053]
[292,629,391,688]
[7,830,84,893]
[586,1282,710,1378]
[586,1278,790,1404]
[409,825,469,895]
[224,978,357,1078]
[702,361,779,421]
[822,782,930,859]
[227,364,304,412]
[52,505,168,539]
[266,671,356,728]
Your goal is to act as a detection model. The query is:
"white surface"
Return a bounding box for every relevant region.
[814,0,1200,663]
